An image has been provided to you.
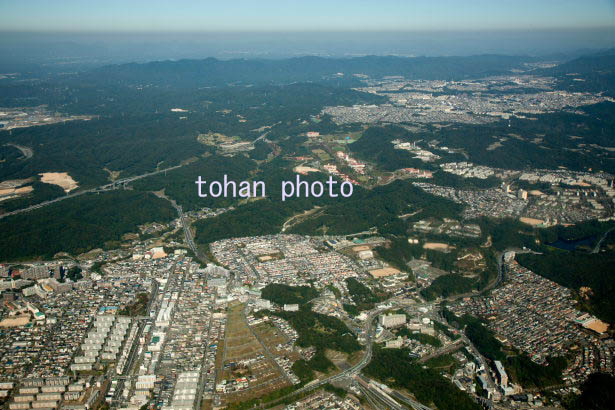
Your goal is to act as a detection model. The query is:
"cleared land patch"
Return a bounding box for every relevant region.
[39,172,79,193]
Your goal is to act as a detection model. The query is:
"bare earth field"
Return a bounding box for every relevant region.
[39,172,79,193]
[423,242,455,252]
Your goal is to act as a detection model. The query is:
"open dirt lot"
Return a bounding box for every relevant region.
[39,172,78,192]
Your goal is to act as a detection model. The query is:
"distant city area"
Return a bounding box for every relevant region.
[323,76,614,125]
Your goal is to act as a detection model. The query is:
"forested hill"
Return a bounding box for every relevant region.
[540,49,615,95]
[542,49,615,76]
[78,54,536,87]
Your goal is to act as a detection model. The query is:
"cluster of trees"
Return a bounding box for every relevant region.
[537,220,615,247]
[431,171,501,190]
[345,278,382,311]
[442,309,505,360]
[0,114,209,188]
[272,307,361,355]
[194,163,350,243]
[268,306,361,384]
[290,349,336,383]
[249,140,273,161]
[420,274,476,301]
[564,373,615,410]
[349,125,430,171]
[364,346,481,410]
[342,303,360,317]
[0,181,67,214]
[1,78,382,217]
[323,383,347,398]
[464,317,506,361]
[0,190,176,261]
[434,320,460,340]
[424,354,459,375]
[260,283,318,306]
[541,51,615,97]
[396,327,443,347]
[66,266,83,282]
[506,355,566,389]
[194,156,463,245]
[374,237,420,272]
[195,198,291,243]
[476,217,537,251]
[290,359,317,383]
[119,293,150,317]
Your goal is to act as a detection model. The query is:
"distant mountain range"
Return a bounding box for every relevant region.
[65,50,614,93]
[79,54,537,87]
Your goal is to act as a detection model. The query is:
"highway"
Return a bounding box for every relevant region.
[356,374,434,410]
[171,201,209,264]
[0,164,183,220]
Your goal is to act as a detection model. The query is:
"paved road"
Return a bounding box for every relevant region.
[259,307,384,408]
[357,382,401,410]
[0,164,183,220]
[241,306,293,385]
[592,226,615,253]
[171,201,209,264]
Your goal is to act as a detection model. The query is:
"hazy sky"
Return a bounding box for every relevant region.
[1,0,614,32]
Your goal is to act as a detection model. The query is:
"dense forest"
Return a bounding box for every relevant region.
[272,307,361,354]
[420,274,476,301]
[0,190,176,260]
[442,309,505,361]
[268,305,362,377]
[565,373,615,410]
[288,179,464,236]
[132,155,257,211]
[0,114,207,188]
[541,52,615,97]
[348,125,431,171]
[506,355,566,389]
[374,237,420,272]
[345,277,383,311]
[0,181,66,214]
[0,81,381,216]
[260,283,319,306]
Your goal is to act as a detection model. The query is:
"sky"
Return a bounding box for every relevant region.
[1,0,614,32]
